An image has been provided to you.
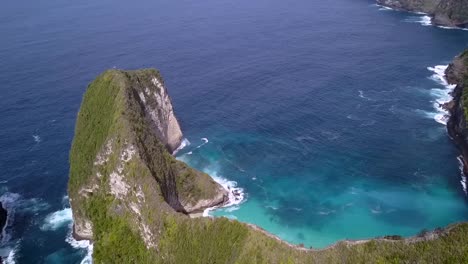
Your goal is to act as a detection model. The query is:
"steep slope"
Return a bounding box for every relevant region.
[377,0,468,27]
[69,68,468,263]
[446,50,468,174]
[68,69,228,241]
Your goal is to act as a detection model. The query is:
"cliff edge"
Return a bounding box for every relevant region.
[446,50,468,175]
[377,0,468,27]
[68,69,228,241]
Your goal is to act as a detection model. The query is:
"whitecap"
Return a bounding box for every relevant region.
[404,15,432,26]
[378,5,394,11]
[317,210,335,215]
[41,208,73,231]
[3,243,19,264]
[358,90,373,101]
[32,135,41,143]
[172,138,191,155]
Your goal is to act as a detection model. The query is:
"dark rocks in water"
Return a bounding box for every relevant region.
[0,202,7,239]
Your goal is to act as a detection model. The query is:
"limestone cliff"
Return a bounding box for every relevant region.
[68,69,227,240]
[377,0,468,27]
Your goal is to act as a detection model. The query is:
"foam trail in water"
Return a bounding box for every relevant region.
[358,90,372,100]
[437,25,468,31]
[172,138,191,155]
[196,138,209,149]
[457,156,467,195]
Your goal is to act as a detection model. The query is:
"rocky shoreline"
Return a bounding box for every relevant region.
[445,52,468,177]
[377,0,468,28]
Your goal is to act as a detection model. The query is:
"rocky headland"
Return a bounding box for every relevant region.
[377,0,468,27]
[67,67,468,263]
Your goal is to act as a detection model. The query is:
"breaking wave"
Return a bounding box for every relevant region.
[172,138,191,155]
[41,208,73,231]
[425,65,456,125]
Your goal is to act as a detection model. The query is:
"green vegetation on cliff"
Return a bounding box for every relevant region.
[377,0,468,26]
[69,68,468,263]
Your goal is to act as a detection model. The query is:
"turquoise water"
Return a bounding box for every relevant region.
[1,0,468,261]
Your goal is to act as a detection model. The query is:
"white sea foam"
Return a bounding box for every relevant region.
[41,208,73,231]
[172,138,191,155]
[457,156,467,195]
[3,243,18,264]
[64,211,93,264]
[423,65,456,125]
[378,5,394,11]
[358,90,372,101]
[437,25,468,31]
[32,135,41,143]
[202,171,245,217]
[196,138,209,149]
[404,15,432,26]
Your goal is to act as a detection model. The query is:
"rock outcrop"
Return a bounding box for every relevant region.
[377,0,468,27]
[0,202,7,240]
[446,51,468,175]
[68,69,227,241]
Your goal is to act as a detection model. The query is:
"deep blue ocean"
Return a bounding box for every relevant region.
[1,0,468,262]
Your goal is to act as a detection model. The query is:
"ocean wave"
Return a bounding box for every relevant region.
[41,208,73,231]
[423,65,456,125]
[64,213,93,264]
[403,15,432,26]
[172,138,191,155]
[3,242,19,264]
[202,171,245,217]
[358,90,373,101]
[377,5,394,11]
[437,25,468,31]
[457,156,467,195]
[32,135,41,143]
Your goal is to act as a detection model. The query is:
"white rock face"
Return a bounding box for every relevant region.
[73,214,94,240]
[139,76,183,153]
